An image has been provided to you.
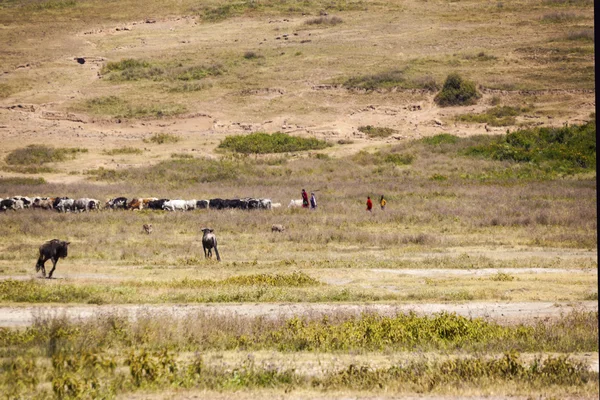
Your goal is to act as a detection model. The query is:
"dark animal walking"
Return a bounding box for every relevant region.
[35,239,70,278]
[201,228,221,261]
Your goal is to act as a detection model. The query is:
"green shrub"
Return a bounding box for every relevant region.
[457,106,526,126]
[218,132,330,154]
[5,145,87,165]
[81,96,186,119]
[421,134,459,145]
[343,70,439,91]
[464,121,596,174]
[434,73,480,107]
[358,125,397,138]
[175,64,223,81]
[103,147,143,156]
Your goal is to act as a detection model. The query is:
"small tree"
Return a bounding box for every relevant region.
[434,73,480,107]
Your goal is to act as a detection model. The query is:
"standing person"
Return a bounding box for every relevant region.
[301,189,309,208]
[310,192,317,210]
[380,195,386,210]
[366,196,373,212]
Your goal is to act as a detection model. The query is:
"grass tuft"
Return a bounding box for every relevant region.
[434,73,480,107]
[5,145,87,165]
[218,132,330,154]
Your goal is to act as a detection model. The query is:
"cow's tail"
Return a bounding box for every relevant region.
[35,256,42,272]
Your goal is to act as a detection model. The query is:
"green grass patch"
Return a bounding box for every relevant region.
[421,134,459,145]
[464,121,596,174]
[2,165,56,174]
[103,147,144,156]
[81,96,186,119]
[100,58,223,82]
[144,133,181,144]
[25,0,77,11]
[457,106,529,127]
[343,70,439,91]
[0,177,46,185]
[434,73,480,107]
[218,132,330,154]
[352,150,414,166]
[358,125,397,138]
[5,145,87,165]
[130,272,320,289]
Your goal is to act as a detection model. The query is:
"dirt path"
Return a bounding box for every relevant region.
[0,301,596,328]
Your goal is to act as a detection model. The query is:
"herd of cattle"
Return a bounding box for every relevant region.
[0,196,276,212]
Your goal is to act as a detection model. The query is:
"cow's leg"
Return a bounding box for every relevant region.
[214,244,221,262]
[47,257,58,279]
[36,256,47,277]
[207,247,212,258]
[203,246,209,258]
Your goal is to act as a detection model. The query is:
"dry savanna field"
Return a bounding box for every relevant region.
[0,0,597,399]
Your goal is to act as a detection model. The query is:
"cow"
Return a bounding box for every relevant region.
[288,199,303,208]
[142,198,158,208]
[272,203,282,208]
[35,239,70,279]
[73,198,97,212]
[0,199,16,212]
[143,224,153,234]
[184,200,197,211]
[259,198,272,210]
[53,197,69,209]
[196,200,209,209]
[209,198,225,210]
[271,224,285,232]
[33,197,54,210]
[147,199,169,210]
[12,196,32,208]
[201,228,221,261]
[105,197,128,210]
[163,199,187,211]
[56,198,75,212]
[128,198,143,210]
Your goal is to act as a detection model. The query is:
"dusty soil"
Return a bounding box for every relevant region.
[1,301,596,328]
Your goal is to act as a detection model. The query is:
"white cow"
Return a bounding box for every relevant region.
[185,200,197,211]
[163,199,187,211]
[288,199,303,208]
[56,198,74,212]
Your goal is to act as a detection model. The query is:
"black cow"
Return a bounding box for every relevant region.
[147,199,169,210]
[35,239,70,279]
[209,198,225,210]
[196,200,209,209]
[0,199,15,211]
[105,197,128,210]
[52,197,70,209]
[201,228,221,261]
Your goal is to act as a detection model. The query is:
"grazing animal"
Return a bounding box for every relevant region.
[288,199,303,208]
[12,196,31,208]
[147,199,169,210]
[209,198,225,210]
[272,202,282,208]
[196,199,210,209]
[73,198,96,212]
[33,197,54,210]
[259,198,272,210]
[105,197,128,210]
[201,228,221,261]
[184,200,197,211]
[271,224,285,232]
[162,199,187,211]
[143,224,153,234]
[128,198,143,210]
[35,239,70,279]
[56,198,74,212]
[0,199,16,211]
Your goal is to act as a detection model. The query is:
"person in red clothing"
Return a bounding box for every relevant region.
[301,189,309,208]
[366,196,373,212]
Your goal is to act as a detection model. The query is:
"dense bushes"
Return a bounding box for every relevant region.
[218,132,330,154]
[465,121,596,173]
[434,73,480,107]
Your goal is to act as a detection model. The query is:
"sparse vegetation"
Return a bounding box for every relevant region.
[343,70,440,91]
[434,73,480,107]
[457,105,529,126]
[0,177,46,185]
[358,125,397,138]
[144,133,181,145]
[5,145,87,165]
[103,147,144,156]
[79,96,187,119]
[305,16,343,26]
[218,132,330,154]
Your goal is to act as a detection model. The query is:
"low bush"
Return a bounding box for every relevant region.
[218,132,330,154]
[464,121,596,174]
[358,125,397,138]
[103,147,143,156]
[434,73,480,107]
[343,70,439,91]
[5,145,87,165]
[421,134,459,145]
[457,106,527,126]
[81,96,187,119]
